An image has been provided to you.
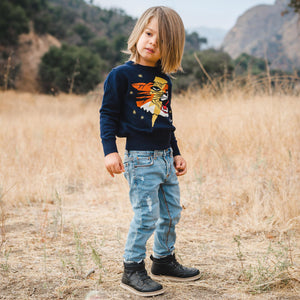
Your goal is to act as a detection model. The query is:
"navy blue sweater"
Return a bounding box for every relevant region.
[100,61,180,156]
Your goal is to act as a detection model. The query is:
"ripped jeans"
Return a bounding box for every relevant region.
[123,148,182,262]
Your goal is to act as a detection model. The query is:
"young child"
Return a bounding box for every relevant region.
[100,6,201,297]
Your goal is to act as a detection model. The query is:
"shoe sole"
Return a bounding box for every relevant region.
[151,272,203,282]
[120,283,165,297]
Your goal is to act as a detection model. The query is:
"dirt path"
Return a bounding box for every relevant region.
[1,186,299,300]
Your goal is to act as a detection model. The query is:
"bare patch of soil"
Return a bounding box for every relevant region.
[1,190,299,299]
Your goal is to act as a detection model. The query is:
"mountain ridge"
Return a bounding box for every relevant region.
[222,0,300,71]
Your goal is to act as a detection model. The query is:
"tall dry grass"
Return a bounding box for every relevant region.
[175,89,299,232]
[0,87,299,233]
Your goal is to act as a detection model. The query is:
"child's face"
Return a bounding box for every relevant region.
[136,17,161,67]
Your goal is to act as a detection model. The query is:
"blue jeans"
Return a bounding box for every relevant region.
[123,148,182,262]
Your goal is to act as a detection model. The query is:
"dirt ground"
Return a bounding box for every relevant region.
[1,185,299,300]
[0,91,299,299]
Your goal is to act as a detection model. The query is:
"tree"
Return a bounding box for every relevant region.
[73,23,95,44]
[0,51,21,89]
[0,1,29,45]
[39,44,104,94]
[0,0,51,43]
[195,49,233,78]
[172,49,234,92]
[289,0,300,13]
[234,53,267,76]
[185,31,207,52]
[9,0,48,18]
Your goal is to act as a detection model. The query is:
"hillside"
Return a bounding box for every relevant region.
[222,0,300,71]
[1,0,299,93]
[15,24,61,92]
[1,0,211,93]
[0,0,136,92]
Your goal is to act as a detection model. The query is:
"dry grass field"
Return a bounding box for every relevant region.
[0,88,299,299]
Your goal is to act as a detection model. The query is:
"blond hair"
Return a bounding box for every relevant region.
[126,6,185,74]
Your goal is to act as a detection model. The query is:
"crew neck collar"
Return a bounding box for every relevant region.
[126,60,161,71]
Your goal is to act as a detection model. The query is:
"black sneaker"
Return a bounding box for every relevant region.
[120,260,165,297]
[150,254,202,282]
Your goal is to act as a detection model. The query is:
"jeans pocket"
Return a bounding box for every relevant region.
[123,155,133,181]
[134,156,154,168]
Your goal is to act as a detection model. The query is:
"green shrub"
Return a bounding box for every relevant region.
[39,44,104,94]
[234,53,267,76]
[173,49,234,92]
[0,1,29,45]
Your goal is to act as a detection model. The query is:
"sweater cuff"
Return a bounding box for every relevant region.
[102,139,118,156]
[171,142,181,157]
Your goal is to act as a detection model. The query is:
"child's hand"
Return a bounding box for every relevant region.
[173,155,187,176]
[104,152,125,177]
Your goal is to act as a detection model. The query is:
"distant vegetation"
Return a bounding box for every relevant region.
[289,0,300,13]
[0,0,299,94]
[38,44,104,94]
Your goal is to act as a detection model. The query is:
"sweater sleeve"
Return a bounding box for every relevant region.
[100,69,126,156]
[168,79,181,156]
[171,132,181,156]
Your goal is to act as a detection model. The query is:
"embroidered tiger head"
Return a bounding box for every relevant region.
[132,76,169,127]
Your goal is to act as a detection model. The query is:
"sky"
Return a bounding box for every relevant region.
[92,0,276,31]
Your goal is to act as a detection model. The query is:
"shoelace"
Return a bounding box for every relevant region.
[170,258,185,270]
[137,269,151,281]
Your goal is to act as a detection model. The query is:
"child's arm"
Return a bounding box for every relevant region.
[100,69,127,178]
[173,155,187,176]
[104,152,125,177]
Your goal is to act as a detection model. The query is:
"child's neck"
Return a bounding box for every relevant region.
[133,59,158,68]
